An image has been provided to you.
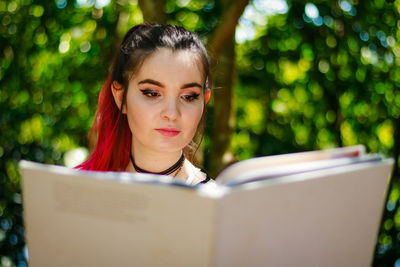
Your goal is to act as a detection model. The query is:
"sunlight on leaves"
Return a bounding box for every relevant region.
[376,120,394,148]
[340,121,358,145]
[18,115,45,145]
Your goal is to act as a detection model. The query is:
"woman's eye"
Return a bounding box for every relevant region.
[182,93,200,102]
[140,89,160,98]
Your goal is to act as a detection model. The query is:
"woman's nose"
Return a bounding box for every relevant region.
[161,98,180,121]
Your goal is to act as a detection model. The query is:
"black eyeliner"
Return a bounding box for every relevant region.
[140,89,159,97]
[189,93,200,98]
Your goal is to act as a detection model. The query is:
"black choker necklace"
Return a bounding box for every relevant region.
[130,153,185,175]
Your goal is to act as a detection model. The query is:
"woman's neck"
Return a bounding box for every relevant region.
[127,148,183,174]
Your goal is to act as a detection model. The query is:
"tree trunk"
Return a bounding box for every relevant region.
[208,0,250,57]
[208,36,237,177]
[138,0,167,24]
[206,0,249,176]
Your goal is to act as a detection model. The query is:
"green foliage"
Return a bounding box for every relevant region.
[165,0,220,33]
[234,0,400,265]
[0,0,143,264]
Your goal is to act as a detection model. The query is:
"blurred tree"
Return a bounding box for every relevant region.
[138,0,167,24]
[207,0,250,177]
[0,0,143,264]
[233,0,400,265]
[1,0,400,266]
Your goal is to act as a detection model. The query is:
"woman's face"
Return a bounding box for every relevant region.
[123,48,207,155]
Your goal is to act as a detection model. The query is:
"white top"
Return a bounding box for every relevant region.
[180,160,216,186]
[185,163,205,185]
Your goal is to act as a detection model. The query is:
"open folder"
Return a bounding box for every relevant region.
[20,145,393,267]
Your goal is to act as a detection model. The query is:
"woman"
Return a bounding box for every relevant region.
[77,24,212,185]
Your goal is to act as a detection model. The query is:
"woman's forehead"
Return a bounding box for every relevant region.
[134,48,204,83]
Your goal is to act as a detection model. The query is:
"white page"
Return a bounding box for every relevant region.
[224,154,382,186]
[21,162,217,267]
[213,160,393,267]
[217,145,366,185]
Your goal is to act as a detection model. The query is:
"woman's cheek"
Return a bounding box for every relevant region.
[188,106,204,130]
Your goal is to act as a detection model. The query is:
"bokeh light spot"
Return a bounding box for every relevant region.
[305,3,319,19]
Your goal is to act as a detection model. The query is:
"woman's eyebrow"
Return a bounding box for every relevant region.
[138,79,203,90]
[181,82,203,89]
[138,79,164,87]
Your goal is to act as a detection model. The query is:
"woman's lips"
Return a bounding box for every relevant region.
[155,128,181,137]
